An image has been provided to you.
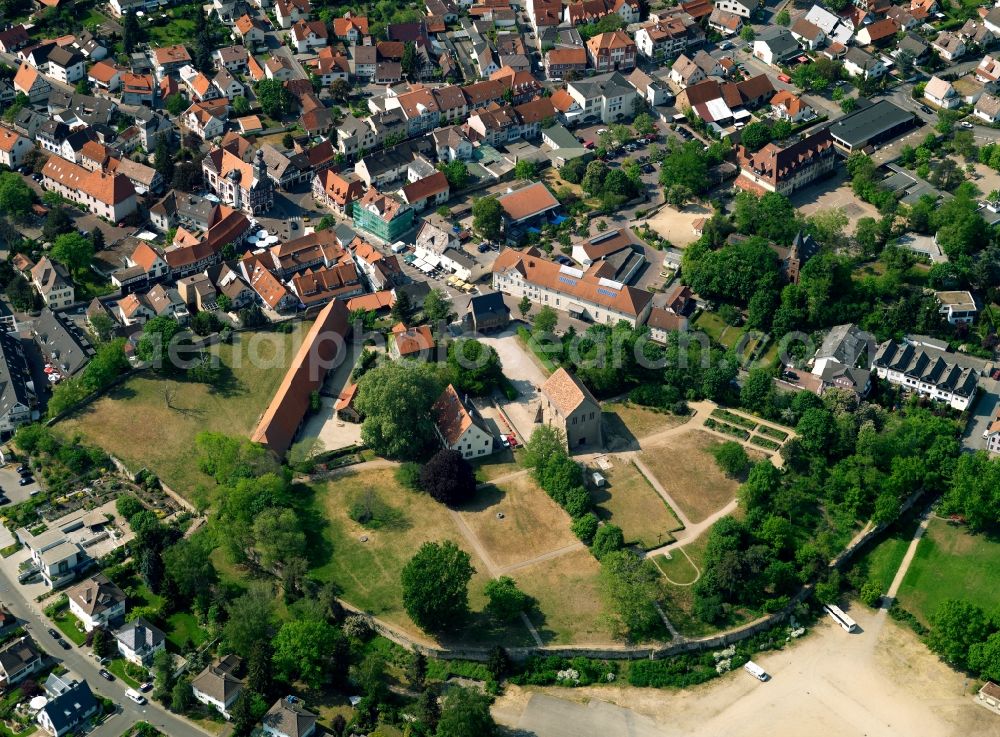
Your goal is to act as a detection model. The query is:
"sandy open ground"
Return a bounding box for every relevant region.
[790,172,879,231]
[495,604,1000,737]
[644,204,711,247]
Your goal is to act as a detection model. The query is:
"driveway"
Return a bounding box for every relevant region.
[962,380,999,452]
[477,329,548,443]
[298,339,364,453]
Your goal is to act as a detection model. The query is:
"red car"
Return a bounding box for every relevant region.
[777,73,791,83]
[506,434,520,449]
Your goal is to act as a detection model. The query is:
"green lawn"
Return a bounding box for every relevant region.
[73,268,117,301]
[53,610,87,646]
[164,612,208,651]
[81,7,109,26]
[106,658,144,688]
[896,518,1000,626]
[471,449,522,483]
[0,687,36,737]
[590,461,683,550]
[693,311,742,350]
[854,516,921,595]
[57,326,309,504]
[146,13,199,47]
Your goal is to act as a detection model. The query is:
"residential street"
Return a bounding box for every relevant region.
[0,564,210,737]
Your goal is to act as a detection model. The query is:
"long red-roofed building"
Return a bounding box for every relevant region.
[251,299,351,456]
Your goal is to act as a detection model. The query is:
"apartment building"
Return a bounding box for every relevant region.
[735,128,837,196]
[41,156,138,223]
[492,247,653,327]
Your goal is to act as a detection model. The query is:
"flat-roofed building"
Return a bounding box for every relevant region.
[827,100,916,152]
[935,290,977,324]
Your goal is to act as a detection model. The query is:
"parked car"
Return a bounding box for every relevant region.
[47,628,60,639]
[16,465,28,474]
[959,121,974,129]
[778,73,791,83]
[56,638,70,650]
[920,105,933,115]
[99,669,114,681]
[125,689,146,705]
[139,682,152,693]
[477,243,491,253]
[18,477,32,487]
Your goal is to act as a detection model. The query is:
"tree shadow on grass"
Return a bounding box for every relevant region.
[290,481,335,571]
[523,604,559,645]
[457,484,505,514]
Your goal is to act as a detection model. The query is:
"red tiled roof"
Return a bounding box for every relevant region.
[251,300,350,455]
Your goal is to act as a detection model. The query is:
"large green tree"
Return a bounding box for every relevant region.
[222,587,275,658]
[355,361,444,460]
[927,599,993,669]
[255,79,293,119]
[272,617,343,689]
[435,686,496,737]
[599,549,662,640]
[447,339,503,396]
[136,316,185,367]
[0,172,33,219]
[401,540,474,631]
[472,196,503,242]
[51,232,94,275]
[939,452,1000,532]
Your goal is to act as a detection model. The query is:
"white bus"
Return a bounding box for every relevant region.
[824,603,859,633]
[744,660,768,681]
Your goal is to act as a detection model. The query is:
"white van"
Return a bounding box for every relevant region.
[391,241,408,254]
[125,688,146,704]
[744,660,768,681]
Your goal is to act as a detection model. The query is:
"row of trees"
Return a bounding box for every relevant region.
[521,425,660,639]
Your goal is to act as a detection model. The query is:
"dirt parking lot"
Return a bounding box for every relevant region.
[644,203,711,247]
[495,606,1000,737]
[790,171,879,230]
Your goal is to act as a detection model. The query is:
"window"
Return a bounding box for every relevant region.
[572,416,577,425]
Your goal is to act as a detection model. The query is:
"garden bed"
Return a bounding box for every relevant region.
[703,418,750,440]
[748,435,781,451]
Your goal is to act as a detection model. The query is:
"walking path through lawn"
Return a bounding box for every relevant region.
[885,510,933,602]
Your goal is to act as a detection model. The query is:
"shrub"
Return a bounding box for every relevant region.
[591,524,624,559]
[859,580,882,608]
[419,450,476,506]
[711,441,751,478]
[571,513,600,544]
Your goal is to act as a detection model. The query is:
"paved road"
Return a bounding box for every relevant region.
[0,565,209,737]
